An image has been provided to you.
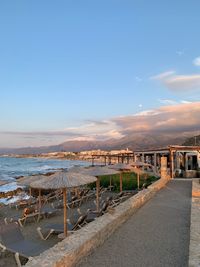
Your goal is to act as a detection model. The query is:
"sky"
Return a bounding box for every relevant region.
[0,0,200,148]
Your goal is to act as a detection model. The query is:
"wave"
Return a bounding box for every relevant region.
[28,165,56,172]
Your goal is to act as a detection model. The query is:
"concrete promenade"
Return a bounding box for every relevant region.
[78,180,192,267]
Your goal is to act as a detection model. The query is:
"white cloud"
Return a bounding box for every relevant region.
[193,57,200,66]
[180,100,192,104]
[159,99,193,105]
[159,99,178,105]
[176,50,184,56]
[135,76,142,82]
[150,71,175,81]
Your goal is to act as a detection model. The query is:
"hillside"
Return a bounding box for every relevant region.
[182,135,200,146]
[0,132,194,155]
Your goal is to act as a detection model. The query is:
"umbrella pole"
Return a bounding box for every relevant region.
[63,188,67,237]
[39,189,41,212]
[96,177,100,212]
[109,176,112,191]
[120,172,123,192]
[29,187,32,197]
[137,172,140,190]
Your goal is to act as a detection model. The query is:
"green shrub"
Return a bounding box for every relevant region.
[97,172,159,192]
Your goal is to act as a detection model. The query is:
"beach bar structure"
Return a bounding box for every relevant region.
[90,145,200,178]
[134,145,200,178]
[91,151,134,166]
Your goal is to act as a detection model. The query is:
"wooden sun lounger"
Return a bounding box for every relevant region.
[0,222,48,267]
[37,214,87,240]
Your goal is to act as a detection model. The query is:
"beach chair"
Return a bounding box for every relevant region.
[86,200,110,222]
[0,222,47,267]
[14,197,37,210]
[109,192,133,207]
[37,214,88,240]
[4,207,39,227]
[37,205,59,222]
[42,189,63,204]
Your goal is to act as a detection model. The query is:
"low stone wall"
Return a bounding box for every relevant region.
[189,179,200,267]
[25,177,169,267]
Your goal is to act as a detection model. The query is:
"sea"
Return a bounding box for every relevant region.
[0,157,90,204]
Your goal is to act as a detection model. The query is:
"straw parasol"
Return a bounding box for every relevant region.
[17,175,47,211]
[108,163,134,192]
[70,166,119,212]
[30,171,97,237]
[131,162,151,189]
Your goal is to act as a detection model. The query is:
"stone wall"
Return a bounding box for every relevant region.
[25,177,169,267]
[189,179,200,267]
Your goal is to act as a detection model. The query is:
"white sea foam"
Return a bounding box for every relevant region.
[28,165,54,172]
[0,193,30,205]
[0,182,22,193]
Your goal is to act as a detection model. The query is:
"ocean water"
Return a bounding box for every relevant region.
[0,157,90,195]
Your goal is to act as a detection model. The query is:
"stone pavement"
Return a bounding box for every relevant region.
[78,180,192,267]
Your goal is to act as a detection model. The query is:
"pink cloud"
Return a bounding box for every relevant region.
[112,102,200,134]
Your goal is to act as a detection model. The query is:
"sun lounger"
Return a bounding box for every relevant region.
[0,222,47,267]
[37,206,59,222]
[9,197,37,210]
[42,190,63,204]
[86,200,110,222]
[37,214,87,240]
[109,192,133,207]
[5,207,40,227]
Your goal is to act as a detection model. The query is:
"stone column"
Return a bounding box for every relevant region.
[154,153,157,173]
[161,157,168,179]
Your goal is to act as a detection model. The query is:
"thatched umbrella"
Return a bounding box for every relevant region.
[108,163,134,192]
[131,162,151,189]
[30,171,97,237]
[17,175,46,211]
[70,166,119,212]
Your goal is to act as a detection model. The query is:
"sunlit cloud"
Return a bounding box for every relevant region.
[1,102,200,148]
[152,70,200,92]
[112,102,200,134]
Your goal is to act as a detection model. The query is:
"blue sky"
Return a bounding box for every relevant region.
[0,1,200,147]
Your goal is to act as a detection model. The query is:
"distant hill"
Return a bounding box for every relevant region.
[182,135,200,146]
[0,132,195,155]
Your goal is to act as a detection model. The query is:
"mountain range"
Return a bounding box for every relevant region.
[0,131,198,155]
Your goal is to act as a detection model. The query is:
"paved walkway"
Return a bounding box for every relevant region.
[78,180,192,267]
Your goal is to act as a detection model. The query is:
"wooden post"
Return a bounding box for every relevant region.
[170,150,174,178]
[109,176,112,191]
[96,177,100,212]
[29,188,32,196]
[63,188,67,237]
[38,189,41,212]
[120,172,123,192]
[137,172,140,190]
[154,153,157,173]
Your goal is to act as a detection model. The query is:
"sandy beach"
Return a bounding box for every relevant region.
[0,189,118,267]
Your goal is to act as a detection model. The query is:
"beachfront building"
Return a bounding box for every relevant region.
[134,145,200,178]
